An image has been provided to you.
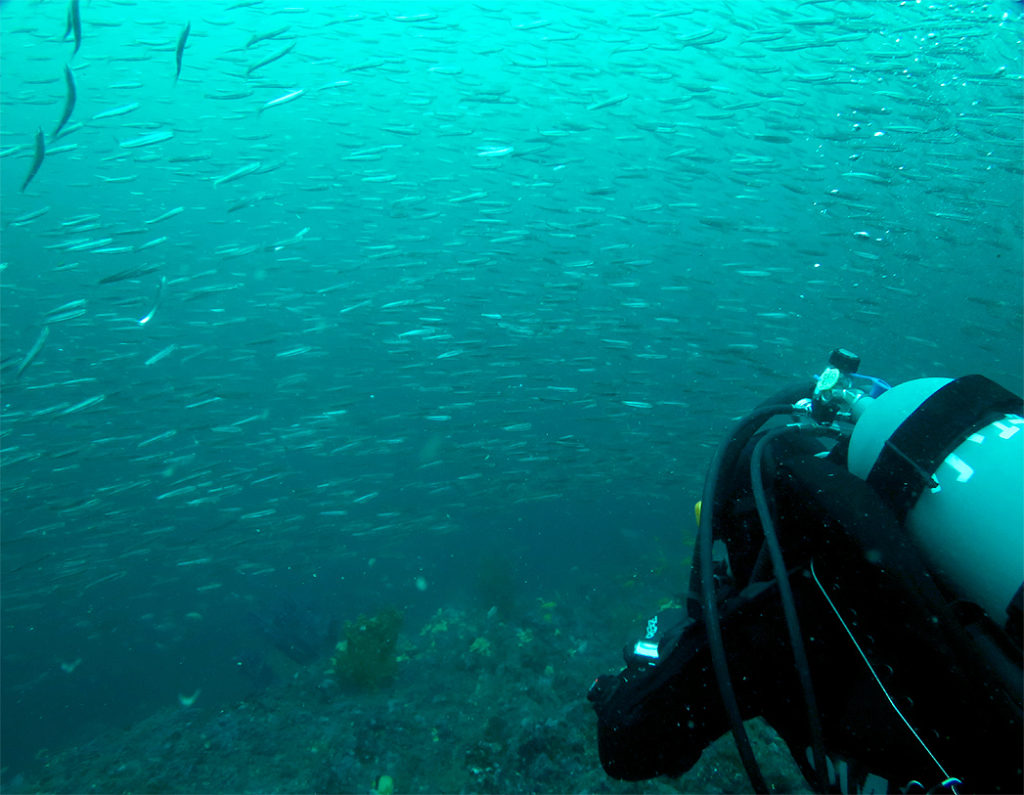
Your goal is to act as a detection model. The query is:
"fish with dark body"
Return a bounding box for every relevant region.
[175,21,190,82]
[53,65,76,139]
[65,0,81,55]
[20,128,45,192]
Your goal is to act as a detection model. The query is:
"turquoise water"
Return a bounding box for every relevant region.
[1,1,1021,790]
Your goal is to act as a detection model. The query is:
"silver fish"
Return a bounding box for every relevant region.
[16,326,50,378]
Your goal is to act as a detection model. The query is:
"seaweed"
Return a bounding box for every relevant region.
[330,608,403,689]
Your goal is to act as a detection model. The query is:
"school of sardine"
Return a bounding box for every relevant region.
[0,0,1021,744]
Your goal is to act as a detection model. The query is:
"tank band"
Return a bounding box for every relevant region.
[867,374,1023,522]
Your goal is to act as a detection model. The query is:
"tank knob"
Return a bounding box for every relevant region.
[828,348,860,374]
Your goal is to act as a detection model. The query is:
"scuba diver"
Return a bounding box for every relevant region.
[589,349,1023,794]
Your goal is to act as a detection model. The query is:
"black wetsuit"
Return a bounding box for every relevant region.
[590,430,1023,794]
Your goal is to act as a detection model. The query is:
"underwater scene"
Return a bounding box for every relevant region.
[1,0,1021,792]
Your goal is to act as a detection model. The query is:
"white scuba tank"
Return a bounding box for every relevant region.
[847,377,1024,625]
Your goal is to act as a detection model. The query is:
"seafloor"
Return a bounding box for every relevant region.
[12,601,809,794]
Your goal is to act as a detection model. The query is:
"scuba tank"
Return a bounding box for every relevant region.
[814,349,1023,635]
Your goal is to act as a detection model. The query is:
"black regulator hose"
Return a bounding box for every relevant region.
[750,424,842,793]
[696,381,813,794]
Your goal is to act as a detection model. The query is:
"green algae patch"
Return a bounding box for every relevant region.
[329,609,403,689]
